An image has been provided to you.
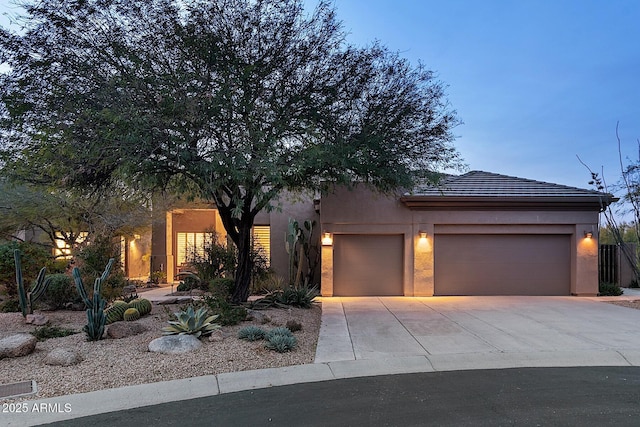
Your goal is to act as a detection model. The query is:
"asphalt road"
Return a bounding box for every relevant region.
[41,366,640,426]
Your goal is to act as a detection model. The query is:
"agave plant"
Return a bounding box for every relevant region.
[162,306,220,338]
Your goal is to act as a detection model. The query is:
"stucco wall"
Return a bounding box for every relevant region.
[267,192,320,285]
[320,185,601,296]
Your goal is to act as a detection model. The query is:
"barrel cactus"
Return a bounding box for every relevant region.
[123,307,141,321]
[105,300,130,324]
[128,298,152,316]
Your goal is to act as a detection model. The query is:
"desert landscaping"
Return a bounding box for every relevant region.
[0,298,321,401]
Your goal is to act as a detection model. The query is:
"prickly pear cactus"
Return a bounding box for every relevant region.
[123,307,141,321]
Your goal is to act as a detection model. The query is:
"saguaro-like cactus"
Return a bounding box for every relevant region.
[284,219,302,287]
[73,258,115,341]
[13,249,51,317]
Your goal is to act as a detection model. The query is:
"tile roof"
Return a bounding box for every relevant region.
[411,171,606,198]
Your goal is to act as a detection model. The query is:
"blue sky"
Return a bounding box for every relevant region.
[2,0,639,193]
[322,0,640,192]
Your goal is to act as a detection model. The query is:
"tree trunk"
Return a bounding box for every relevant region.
[231,221,253,303]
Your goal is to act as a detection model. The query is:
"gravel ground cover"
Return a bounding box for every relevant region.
[0,301,321,401]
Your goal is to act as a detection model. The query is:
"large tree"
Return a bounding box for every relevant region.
[0,0,462,302]
[0,179,151,252]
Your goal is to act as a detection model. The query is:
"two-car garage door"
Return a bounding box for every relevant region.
[331,233,571,296]
[434,234,571,296]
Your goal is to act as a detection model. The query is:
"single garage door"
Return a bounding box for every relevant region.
[434,234,570,296]
[333,234,404,296]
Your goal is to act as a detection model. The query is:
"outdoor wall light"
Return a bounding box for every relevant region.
[322,232,333,246]
[134,234,141,240]
[584,231,593,239]
[419,231,428,239]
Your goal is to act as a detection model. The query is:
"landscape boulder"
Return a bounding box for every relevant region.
[246,309,270,324]
[107,321,148,339]
[45,348,81,366]
[0,334,37,359]
[25,314,48,326]
[148,335,202,354]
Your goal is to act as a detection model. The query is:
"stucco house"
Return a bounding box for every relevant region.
[141,171,613,297]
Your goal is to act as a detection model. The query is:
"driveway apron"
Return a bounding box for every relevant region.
[314,296,640,367]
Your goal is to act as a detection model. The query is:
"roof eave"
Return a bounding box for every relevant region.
[399,195,617,212]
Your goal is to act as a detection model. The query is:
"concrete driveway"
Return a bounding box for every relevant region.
[315,296,640,372]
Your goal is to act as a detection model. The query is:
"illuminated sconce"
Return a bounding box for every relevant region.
[584,231,593,239]
[419,231,428,240]
[322,232,333,246]
[134,234,141,240]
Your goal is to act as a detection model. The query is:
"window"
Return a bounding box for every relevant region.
[53,232,87,259]
[176,232,206,266]
[252,226,270,266]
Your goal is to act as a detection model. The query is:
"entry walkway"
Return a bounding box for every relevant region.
[315,296,640,371]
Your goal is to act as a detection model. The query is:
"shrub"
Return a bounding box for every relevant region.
[30,325,78,341]
[0,299,20,312]
[250,284,319,309]
[285,319,302,332]
[629,279,639,289]
[251,271,285,295]
[202,295,247,326]
[186,231,237,284]
[265,334,297,353]
[73,236,126,301]
[209,277,236,296]
[280,284,319,308]
[599,282,623,296]
[176,281,190,292]
[0,241,52,297]
[41,274,76,309]
[48,259,71,274]
[237,325,267,341]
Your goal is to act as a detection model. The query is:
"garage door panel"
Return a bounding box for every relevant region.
[435,234,570,296]
[334,234,403,296]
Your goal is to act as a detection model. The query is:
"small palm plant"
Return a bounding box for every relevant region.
[162,306,220,338]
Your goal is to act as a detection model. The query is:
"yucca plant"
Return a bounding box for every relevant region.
[162,306,220,338]
[280,284,319,308]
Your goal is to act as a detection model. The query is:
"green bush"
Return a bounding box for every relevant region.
[250,284,319,309]
[599,282,623,296]
[209,277,236,296]
[30,325,78,341]
[237,325,267,341]
[41,274,77,309]
[0,299,20,312]
[48,259,70,274]
[73,236,125,301]
[251,271,285,295]
[186,231,237,284]
[0,241,52,297]
[203,295,247,326]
